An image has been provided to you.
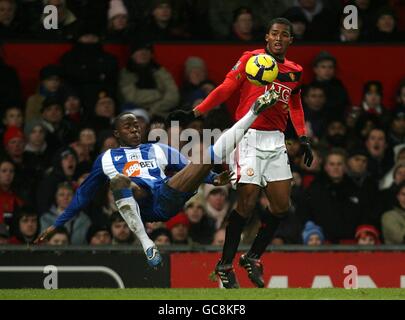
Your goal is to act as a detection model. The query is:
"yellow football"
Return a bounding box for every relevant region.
[245,54,279,86]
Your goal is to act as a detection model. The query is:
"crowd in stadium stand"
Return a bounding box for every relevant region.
[0,0,404,247]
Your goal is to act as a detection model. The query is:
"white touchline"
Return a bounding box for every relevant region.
[0,266,125,289]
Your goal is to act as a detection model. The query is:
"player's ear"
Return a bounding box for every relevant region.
[289,36,293,45]
[113,129,119,139]
[265,33,269,42]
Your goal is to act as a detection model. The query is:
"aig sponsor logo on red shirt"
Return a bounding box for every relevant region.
[272,82,292,104]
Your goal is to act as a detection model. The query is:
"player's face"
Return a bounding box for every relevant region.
[265,23,292,57]
[115,114,142,147]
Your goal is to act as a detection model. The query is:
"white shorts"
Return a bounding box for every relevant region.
[229,129,292,188]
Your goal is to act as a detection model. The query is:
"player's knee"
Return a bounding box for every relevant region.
[110,174,131,190]
[271,204,290,218]
[236,200,256,218]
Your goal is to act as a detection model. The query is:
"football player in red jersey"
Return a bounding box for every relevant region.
[184,18,313,288]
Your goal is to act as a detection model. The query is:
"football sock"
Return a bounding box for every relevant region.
[113,189,155,252]
[211,109,257,161]
[246,210,287,259]
[220,210,248,265]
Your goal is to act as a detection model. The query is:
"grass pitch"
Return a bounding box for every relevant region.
[1,288,405,300]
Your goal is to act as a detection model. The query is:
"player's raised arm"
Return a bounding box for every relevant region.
[35,154,108,243]
[193,53,251,116]
[289,84,313,167]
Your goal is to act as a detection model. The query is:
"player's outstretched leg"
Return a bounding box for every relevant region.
[210,89,280,162]
[110,174,162,268]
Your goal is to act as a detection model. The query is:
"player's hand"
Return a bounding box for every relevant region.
[167,109,196,126]
[213,170,232,186]
[299,136,313,167]
[34,226,56,244]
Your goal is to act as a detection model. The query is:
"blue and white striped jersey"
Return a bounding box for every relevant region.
[54,143,217,227]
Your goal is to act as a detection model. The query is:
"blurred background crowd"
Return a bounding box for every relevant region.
[0,0,404,248]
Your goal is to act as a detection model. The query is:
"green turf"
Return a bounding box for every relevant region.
[1,288,405,300]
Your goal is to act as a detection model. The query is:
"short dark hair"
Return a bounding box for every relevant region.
[267,17,293,34]
[50,227,70,239]
[110,211,125,224]
[113,111,136,130]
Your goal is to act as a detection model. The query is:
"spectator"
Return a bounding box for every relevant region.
[382,182,405,244]
[185,196,216,245]
[23,120,52,182]
[9,207,38,245]
[88,89,115,134]
[310,51,350,121]
[2,106,23,129]
[96,129,118,153]
[203,184,230,230]
[0,159,23,228]
[302,221,324,245]
[338,16,362,42]
[297,149,371,243]
[284,10,307,42]
[380,162,405,213]
[110,211,134,245]
[346,147,381,228]
[25,65,64,123]
[367,7,402,42]
[36,0,80,40]
[0,53,21,109]
[358,81,390,126]
[62,88,83,128]
[227,7,261,42]
[0,223,9,244]
[380,145,405,190]
[77,127,97,162]
[2,126,35,203]
[40,97,76,154]
[349,0,383,39]
[209,0,292,39]
[0,0,23,39]
[166,212,192,245]
[138,0,190,42]
[119,42,179,117]
[395,79,405,113]
[388,110,405,148]
[211,228,226,246]
[365,128,394,181]
[318,119,350,152]
[282,0,340,41]
[40,182,90,245]
[47,227,70,245]
[87,225,112,245]
[355,224,380,245]
[36,147,78,213]
[303,84,327,141]
[106,0,132,42]
[60,24,118,115]
[150,227,172,246]
[181,57,211,109]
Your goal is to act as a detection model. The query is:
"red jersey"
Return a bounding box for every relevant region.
[195,48,306,136]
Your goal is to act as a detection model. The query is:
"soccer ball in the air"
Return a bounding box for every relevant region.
[245,54,278,86]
